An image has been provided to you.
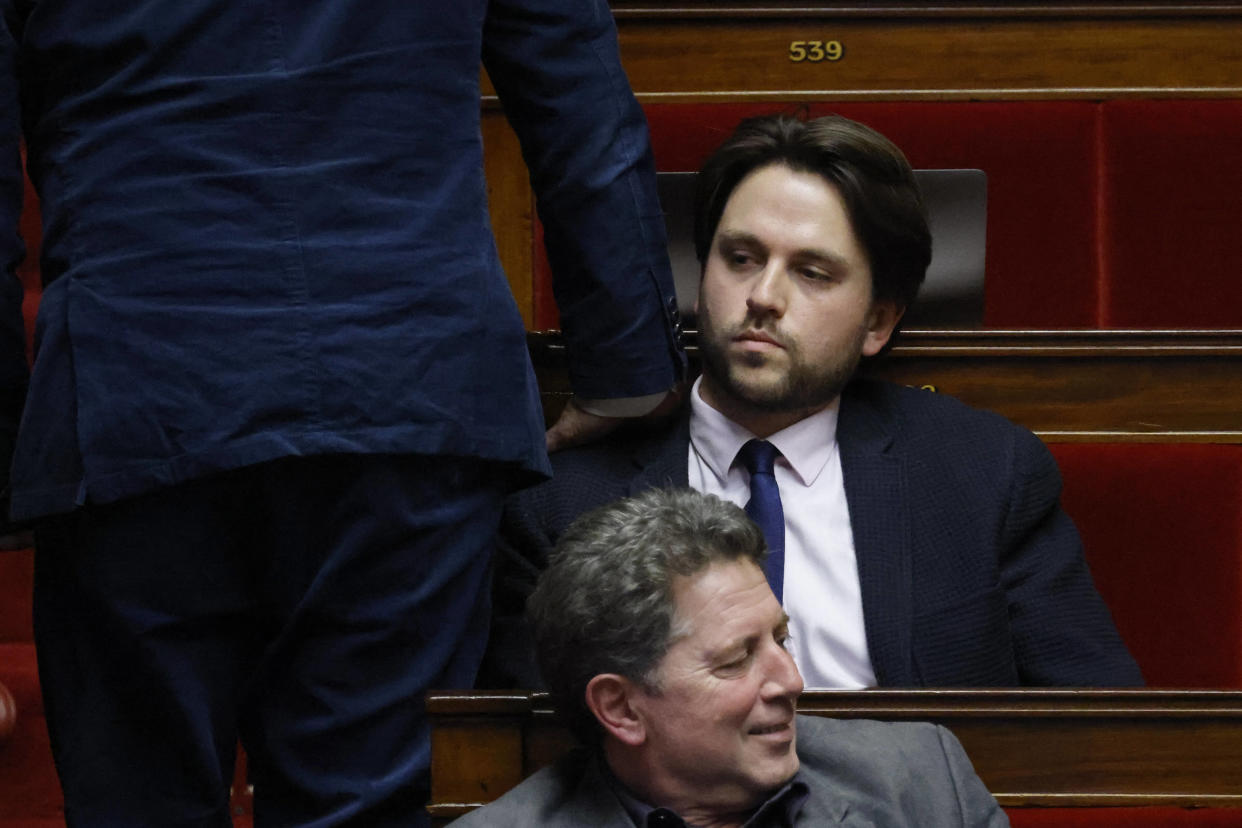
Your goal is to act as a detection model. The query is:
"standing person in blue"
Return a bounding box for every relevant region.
[0,2,684,826]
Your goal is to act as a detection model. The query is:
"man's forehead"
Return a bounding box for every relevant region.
[667,559,782,642]
[716,165,863,258]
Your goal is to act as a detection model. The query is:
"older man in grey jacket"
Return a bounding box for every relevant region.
[454,489,1007,827]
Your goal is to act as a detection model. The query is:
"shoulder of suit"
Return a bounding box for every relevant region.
[795,714,947,765]
[449,748,596,827]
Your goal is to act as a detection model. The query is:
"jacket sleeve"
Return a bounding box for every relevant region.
[0,0,31,529]
[933,725,1010,827]
[480,0,684,401]
[999,427,1145,686]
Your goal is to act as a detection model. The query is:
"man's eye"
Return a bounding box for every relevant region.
[800,267,831,282]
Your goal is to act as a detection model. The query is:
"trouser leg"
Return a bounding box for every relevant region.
[34,473,260,828]
[34,453,505,828]
[240,454,503,828]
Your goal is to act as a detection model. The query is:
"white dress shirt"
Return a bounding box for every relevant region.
[687,377,876,688]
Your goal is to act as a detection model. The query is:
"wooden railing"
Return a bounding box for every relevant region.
[606,2,1242,102]
[428,688,1242,824]
[529,329,1242,443]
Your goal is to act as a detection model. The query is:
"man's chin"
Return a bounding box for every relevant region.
[750,751,800,792]
[720,370,795,410]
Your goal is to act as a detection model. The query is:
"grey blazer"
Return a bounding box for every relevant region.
[450,715,1009,827]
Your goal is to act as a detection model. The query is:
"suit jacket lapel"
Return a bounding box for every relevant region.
[626,407,691,495]
[838,382,916,686]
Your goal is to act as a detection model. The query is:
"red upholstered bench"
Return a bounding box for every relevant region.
[1050,443,1242,688]
[0,549,62,827]
[533,99,1242,331]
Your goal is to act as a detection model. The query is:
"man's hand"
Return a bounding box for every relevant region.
[545,398,622,453]
[545,385,687,453]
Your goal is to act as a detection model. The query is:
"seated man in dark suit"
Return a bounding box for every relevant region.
[457,489,1007,827]
[488,113,1143,689]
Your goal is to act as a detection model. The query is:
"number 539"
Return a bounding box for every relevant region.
[789,40,843,62]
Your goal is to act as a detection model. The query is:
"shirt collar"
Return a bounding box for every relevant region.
[602,753,810,828]
[689,376,841,487]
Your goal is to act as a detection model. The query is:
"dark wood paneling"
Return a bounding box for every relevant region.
[612,12,1242,101]
[428,688,1242,823]
[529,329,1242,442]
[481,108,534,328]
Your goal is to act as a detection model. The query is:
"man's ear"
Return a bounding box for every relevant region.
[585,673,647,747]
[861,300,904,357]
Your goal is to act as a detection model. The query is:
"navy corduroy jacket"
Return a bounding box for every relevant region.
[0,0,684,522]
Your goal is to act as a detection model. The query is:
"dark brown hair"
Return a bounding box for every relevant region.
[694,114,932,314]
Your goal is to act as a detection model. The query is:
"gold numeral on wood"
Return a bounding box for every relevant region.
[789,40,844,62]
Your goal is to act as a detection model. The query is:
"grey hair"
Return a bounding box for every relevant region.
[528,487,767,742]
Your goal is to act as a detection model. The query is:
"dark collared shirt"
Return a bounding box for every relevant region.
[603,757,811,828]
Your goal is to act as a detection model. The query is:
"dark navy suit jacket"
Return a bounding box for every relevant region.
[0,0,683,523]
[494,378,1143,687]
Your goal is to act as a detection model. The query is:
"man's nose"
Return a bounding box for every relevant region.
[745,263,786,318]
[762,642,805,701]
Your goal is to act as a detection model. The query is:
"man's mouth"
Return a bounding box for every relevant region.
[734,329,783,349]
[749,720,793,736]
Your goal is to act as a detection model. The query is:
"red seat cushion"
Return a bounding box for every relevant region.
[535,100,1102,329]
[0,549,34,643]
[0,644,61,820]
[1100,100,1242,327]
[1049,443,1242,687]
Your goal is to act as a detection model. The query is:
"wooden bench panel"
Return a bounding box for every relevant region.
[607,3,1242,102]
[529,329,1242,442]
[428,689,1242,823]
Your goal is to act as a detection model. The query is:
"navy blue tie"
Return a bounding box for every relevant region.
[738,439,785,602]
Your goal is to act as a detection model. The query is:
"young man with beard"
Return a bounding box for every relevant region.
[488,114,1142,691]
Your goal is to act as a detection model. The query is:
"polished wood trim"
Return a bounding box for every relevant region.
[609,3,1242,20]
[528,329,1242,442]
[485,5,1242,102]
[481,107,535,326]
[607,12,1242,101]
[886,328,1242,354]
[429,689,1242,819]
[429,687,1242,719]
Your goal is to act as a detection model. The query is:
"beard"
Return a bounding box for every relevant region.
[696,301,865,419]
